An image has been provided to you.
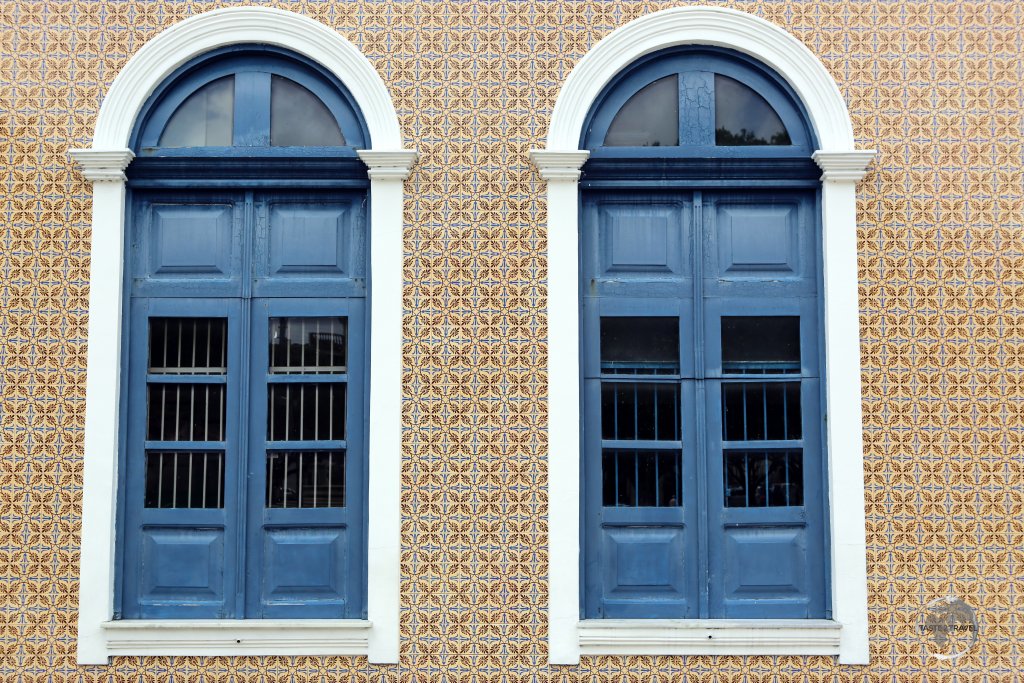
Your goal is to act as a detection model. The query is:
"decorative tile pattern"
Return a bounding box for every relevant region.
[2,0,1024,680]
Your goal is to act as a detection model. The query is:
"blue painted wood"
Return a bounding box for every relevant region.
[582,48,814,155]
[121,298,243,619]
[121,190,368,619]
[580,186,827,619]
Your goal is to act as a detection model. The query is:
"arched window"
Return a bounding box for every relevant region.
[580,47,828,622]
[118,46,370,621]
[531,7,874,664]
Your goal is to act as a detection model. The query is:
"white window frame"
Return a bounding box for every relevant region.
[69,6,415,665]
[530,6,875,665]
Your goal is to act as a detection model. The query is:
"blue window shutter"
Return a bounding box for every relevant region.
[581,184,828,619]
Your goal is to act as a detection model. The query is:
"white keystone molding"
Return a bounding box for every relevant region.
[72,6,412,666]
[102,620,371,658]
[533,6,875,667]
[578,620,842,656]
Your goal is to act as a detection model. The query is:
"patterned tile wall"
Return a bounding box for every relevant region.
[1,0,1022,680]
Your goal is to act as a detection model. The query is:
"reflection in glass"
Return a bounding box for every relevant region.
[604,75,679,147]
[159,76,234,147]
[266,450,345,508]
[270,317,347,374]
[601,317,679,374]
[271,75,346,146]
[602,449,682,507]
[714,75,791,146]
[724,450,803,507]
[721,316,800,373]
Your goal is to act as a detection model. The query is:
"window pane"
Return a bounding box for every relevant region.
[604,75,679,147]
[149,318,227,375]
[147,384,227,441]
[144,451,224,508]
[724,450,803,507]
[601,317,679,374]
[722,382,802,441]
[266,450,345,508]
[271,75,346,146]
[268,383,346,441]
[714,74,791,146]
[601,382,680,441]
[721,316,800,373]
[270,317,346,374]
[602,449,682,507]
[159,76,234,147]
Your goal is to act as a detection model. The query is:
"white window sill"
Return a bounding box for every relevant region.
[578,619,842,656]
[99,619,372,658]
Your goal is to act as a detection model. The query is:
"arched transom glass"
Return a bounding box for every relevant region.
[134,47,367,153]
[584,49,813,155]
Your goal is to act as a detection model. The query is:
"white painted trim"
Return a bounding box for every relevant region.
[545,6,854,152]
[578,619,841,656]
[91,6,402,150]
[534,6,874,666]
[102,620,371,657]
[72,7,413,666]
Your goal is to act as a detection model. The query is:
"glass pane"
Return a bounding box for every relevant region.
[601,317,679,374]
[145,451,224,508]
[159,76,234,147]
[149,318,227,375]
[266,450,345,508]
[714,74,791,146]
[147,384,226,441]
[722,382,802,441]
[602,449,682,507]
[721,316,800,373]
[270,317,346,374]
[604,75,679,147]
[271,75,346,146]
[724,450,803,507]
[268,383,346,441]
[601,382,680,441]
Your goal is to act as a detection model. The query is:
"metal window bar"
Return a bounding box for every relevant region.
[266,451,345,508]
[602,449,682,507]
[145,451,225,508]
[722,381,802,442]
[724,450,803,508]
[149,318,227,375]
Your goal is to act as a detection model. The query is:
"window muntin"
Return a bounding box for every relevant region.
[134,47,367,153]
[583,49,812,155]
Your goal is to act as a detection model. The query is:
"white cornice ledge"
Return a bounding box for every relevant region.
[529,149,591,181]
[101,619,371,657]
[357,149,419,180]
[578,619,842,656]
[812,150,877,182]
[69,148,135,182]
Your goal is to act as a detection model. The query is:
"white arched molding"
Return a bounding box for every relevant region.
[531,6,875,667]
[69,6,416,666]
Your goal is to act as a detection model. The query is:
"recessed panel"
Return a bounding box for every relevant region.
[269,204,348,275]
[722,526,807,610]
[149,204,233,276]
[140,527,225,603]
[717,204,798,276]
[262,527,347,609]
[604,527,686,593]
[600,204,682,274]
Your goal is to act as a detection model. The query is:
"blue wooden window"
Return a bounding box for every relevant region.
[581,49,828,621]
[118,49,369,621]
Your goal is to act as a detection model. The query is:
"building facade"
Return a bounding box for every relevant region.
[1,0,1021,680]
